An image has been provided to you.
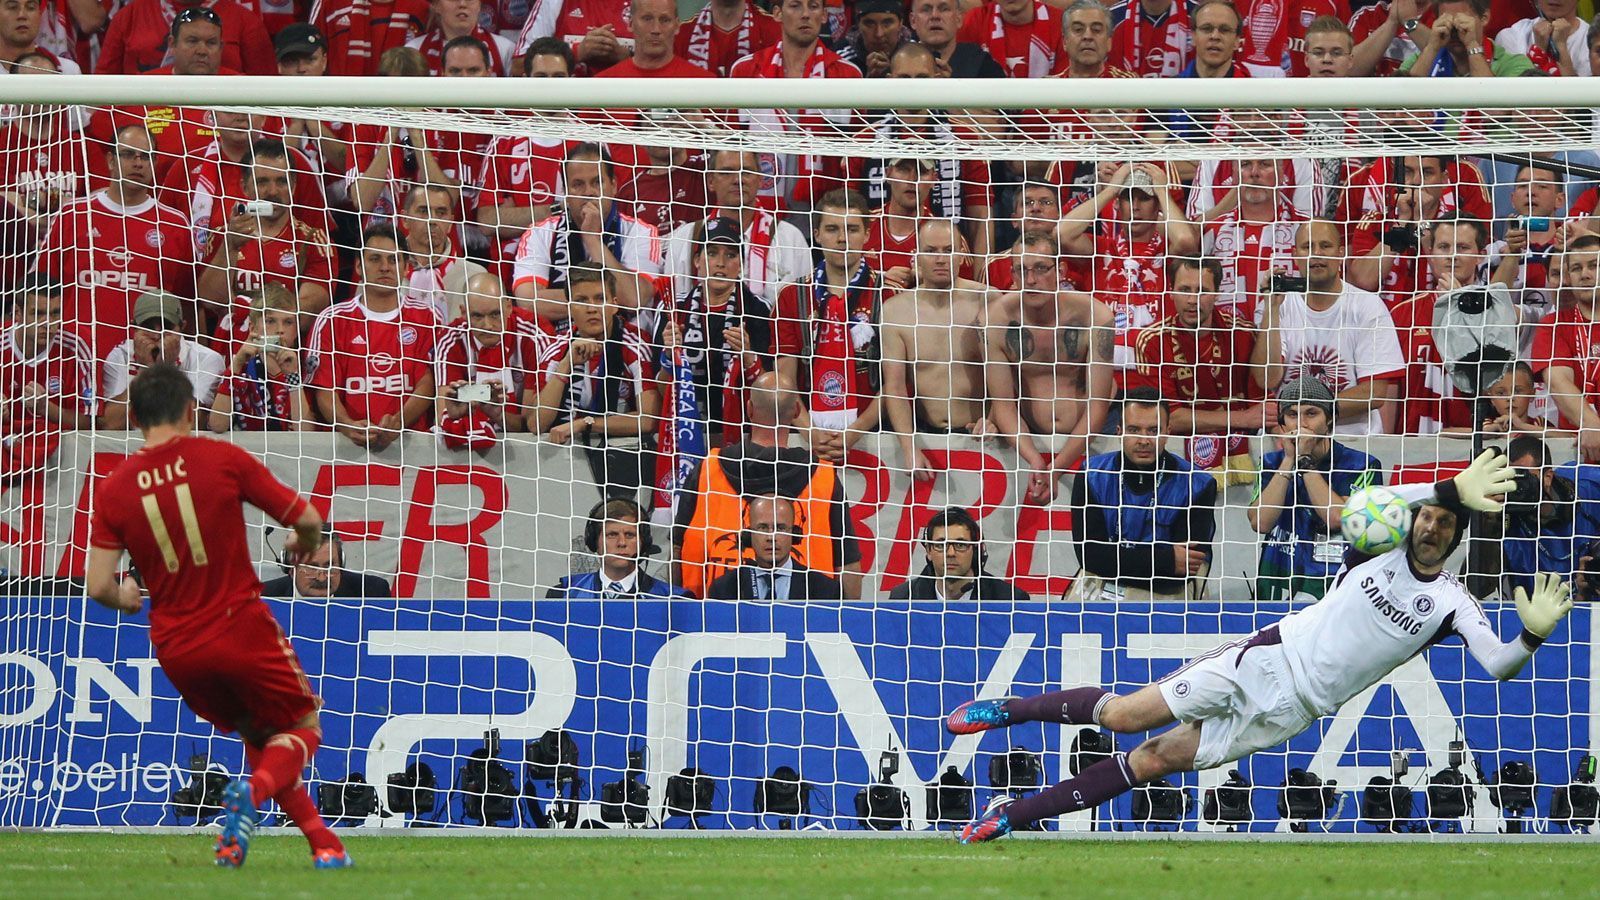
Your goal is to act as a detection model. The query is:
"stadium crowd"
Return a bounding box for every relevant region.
[3,0,1600,600]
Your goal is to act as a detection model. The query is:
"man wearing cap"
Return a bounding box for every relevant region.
[1247,375,1384,603]
[101,290,226,430]
[272,24,353,199]
[834,0,907,77]
[0,274,96,479]
[653,216,773,451]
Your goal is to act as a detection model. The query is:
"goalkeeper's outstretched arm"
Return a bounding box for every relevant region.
[1454,574,1575,681]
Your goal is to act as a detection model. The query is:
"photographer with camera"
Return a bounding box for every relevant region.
[1248,376,1385,603]
[1343,154,1493,304]
[1402,0,1536,78]
[1495,435,1600,599]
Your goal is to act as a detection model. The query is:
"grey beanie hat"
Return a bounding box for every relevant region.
[1276,375,1336,421]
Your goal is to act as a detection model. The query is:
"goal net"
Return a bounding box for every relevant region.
[0,75,1594,834]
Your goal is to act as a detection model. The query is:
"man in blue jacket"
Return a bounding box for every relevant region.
[546,498,687,600]
[1069,386,1218,601]
[1500,434,1600,596]
[1249,376,1383,603]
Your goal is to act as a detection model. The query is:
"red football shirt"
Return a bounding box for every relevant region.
[0,116,90,286]
[1237,0,1349,76]
[1108,1,1190,78]
[865,216,918,285]
[1390,291,1474,435]
[674,0,782,77]
[1129,307,1259,407]
[615,155,710,235]
[88,436,309,656]
[310,0,428,75]
[306,295,440,424]
[957,1,1063,78]
[514,0,633,73]
[34,190,196,356]
[1530,304,1600,428]
[95,0,276,74]
[0,324,96,476]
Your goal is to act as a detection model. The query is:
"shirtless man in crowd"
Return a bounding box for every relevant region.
[881,219,991,481]
[985,232,1116,502]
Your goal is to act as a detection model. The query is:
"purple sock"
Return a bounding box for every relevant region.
[1005,752,1138,827]
[1005,687,1111,725]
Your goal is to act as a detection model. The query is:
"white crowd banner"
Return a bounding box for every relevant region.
[0,431,1563,600]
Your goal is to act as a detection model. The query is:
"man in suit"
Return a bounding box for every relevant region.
[260,531,393,599]
[706,495,842,601]
[888,507,1030,602]
[546,498,686,599]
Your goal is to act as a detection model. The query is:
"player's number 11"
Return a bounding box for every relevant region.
[141,484,210,572]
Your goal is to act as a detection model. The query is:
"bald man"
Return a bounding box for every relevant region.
[881,219,993,481]
[673,370,865,599]
[436,273,544,444]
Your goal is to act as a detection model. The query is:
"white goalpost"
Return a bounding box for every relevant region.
[0,74,1595,836]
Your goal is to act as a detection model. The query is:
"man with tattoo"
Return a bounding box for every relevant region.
[985,231,1116,502]
[881,220,992,482]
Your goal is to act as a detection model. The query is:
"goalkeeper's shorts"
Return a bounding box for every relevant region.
[1157,626,1317,771]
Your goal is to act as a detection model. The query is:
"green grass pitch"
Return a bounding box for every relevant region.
[4,833,1599,899]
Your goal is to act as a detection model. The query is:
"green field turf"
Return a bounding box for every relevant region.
[3,833,1597,899]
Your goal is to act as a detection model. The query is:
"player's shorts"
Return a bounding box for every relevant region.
[1156,625,1318,771]
[158,600,321,736]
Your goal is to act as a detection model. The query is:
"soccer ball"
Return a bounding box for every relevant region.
[1340,486,1413,555]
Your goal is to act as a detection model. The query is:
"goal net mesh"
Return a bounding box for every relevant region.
[0,90,1595,834]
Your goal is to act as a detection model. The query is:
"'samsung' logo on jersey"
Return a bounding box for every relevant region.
[1360,575,1425,636]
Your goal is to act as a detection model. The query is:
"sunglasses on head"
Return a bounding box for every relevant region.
[171,6,222,33]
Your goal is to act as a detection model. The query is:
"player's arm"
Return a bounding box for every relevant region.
[84,546,142,614]
[1455,575,1574,680]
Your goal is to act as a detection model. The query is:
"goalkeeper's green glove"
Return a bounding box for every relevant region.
[1514,573,1574,641]
[1451,448,1518,513]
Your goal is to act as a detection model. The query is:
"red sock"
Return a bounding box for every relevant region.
[276,783,344,854]
[250,727,320,808]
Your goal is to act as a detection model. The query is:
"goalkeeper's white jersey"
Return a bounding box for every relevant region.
[1276,549,1516,716]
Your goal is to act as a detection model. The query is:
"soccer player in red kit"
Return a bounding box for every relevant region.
[83,362,351,870]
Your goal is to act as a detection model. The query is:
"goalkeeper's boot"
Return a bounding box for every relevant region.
[313,848,355,870]
[214,780,259,868]
[957,795,1015,845]
[946,697,1015,735]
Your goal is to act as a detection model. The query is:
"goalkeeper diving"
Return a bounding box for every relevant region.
[946,449,1579,843]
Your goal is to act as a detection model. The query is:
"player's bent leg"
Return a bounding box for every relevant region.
[1097,683,1180,735]
[1125,723,1201,783]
